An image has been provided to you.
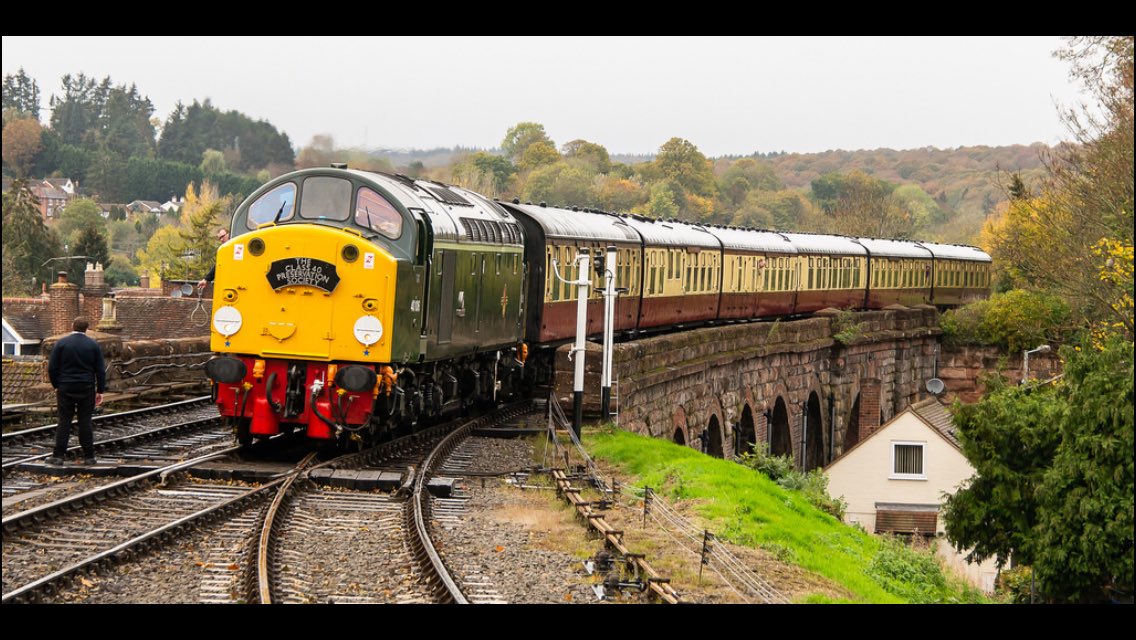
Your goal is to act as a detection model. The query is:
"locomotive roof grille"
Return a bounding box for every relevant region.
[424,184,473,207]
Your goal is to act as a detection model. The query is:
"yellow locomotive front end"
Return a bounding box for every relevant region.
[204,169,418,445]
[210,224,397,364]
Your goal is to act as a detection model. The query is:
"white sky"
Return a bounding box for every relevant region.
[2,36,1087,157]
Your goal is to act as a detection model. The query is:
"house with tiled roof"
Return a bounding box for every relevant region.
[29,180,72,221]
[2,298,51,356]
[825,398,999,592]
[125,200,162,215]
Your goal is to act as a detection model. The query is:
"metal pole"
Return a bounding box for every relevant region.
[573,249,590,438]
[699,530,713,584]
[601,245,616,421]
[800,401,807,470]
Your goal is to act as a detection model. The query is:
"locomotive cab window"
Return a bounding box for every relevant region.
[247,182,296,228]
[355,187,403,239]
[300,177,352,221]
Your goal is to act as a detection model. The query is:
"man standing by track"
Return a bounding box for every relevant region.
[47,317,107,466]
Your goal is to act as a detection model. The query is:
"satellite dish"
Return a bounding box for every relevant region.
[181,283,194,296]
[926,378,946,396]
[171,288,183,298]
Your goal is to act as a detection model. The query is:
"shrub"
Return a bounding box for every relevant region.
[739,442,847,519]
[941,289,1071,353]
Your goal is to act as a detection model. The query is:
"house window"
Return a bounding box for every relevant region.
[892,442,926,479]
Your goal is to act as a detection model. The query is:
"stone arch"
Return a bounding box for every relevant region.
[803,391,825,471]
[798,375,829,468]
[703,395,727,458]
[755,380,792,448]
[672,405,689,448]
[843,392,862,452]
[770,396,792,459]
[736,403,757,458]
[706,414,724,458]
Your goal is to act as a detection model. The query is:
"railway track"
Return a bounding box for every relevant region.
[2,397,217,473]
[251,402,535,604]
[1,445,306,604]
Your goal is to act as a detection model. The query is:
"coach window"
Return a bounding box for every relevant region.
[247,182,295,228]
[300,177,352,221]
[355,187,403,239]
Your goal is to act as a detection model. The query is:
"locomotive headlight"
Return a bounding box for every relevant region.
[342,244,359,263]
[353,315,383,347]
[222,289,238,302]
[362,298,379,311]
[213,306,243,337]
[248,237,266,256]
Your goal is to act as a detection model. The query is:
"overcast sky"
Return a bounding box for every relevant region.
[2,36,1087,157]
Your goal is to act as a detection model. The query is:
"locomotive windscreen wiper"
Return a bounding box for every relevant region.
[272,201,288,224]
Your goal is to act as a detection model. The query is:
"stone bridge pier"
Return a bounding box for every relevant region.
[555,307,943,470]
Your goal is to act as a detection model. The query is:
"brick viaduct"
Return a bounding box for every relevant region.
[554,307,1062,470]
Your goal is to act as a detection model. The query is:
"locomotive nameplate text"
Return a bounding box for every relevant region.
[267,257,341,293]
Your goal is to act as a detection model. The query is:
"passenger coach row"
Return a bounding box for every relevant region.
[503,202,991,344]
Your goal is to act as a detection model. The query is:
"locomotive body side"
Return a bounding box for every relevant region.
[205,169,526,444]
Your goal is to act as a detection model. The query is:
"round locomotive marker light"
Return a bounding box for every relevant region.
[353,315,383,347]
[248,237,266,256]
[342,244,359,263]
[213,306,243,337]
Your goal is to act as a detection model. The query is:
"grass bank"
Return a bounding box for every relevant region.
[586,428,987,603]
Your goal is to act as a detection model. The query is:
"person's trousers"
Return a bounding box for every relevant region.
[54,384,96,458]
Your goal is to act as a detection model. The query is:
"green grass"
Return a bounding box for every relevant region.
[586,428,988,603]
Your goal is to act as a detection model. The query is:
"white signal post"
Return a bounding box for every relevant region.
[551,248,591,438]
[601,245,617,421]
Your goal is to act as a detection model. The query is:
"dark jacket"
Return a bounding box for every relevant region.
[48,332,107,392]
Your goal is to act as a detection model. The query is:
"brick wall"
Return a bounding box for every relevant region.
[112,295,212,341]
[36,333,211,396]
[939,345,1063,403]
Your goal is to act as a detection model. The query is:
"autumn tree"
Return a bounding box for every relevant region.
[138,181,231,280]
[982,36,1133,337]
[521,161,595,207]
[451,151,516,197]
[1,117,42,177]
[596,177,646,212]
[501,122,554,164]
[517,140,560,172]
[717,158,782,208]
[55,197,106,247]
[562,139,612,173]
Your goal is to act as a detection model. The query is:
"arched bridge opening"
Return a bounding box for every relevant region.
[804,391,825,471]
[770,397,792,459]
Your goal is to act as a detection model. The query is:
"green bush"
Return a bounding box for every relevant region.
[739,442,847,519]
[997,566,1035,604]
[941,289,1071,353]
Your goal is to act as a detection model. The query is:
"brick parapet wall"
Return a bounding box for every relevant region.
[30,334,212,399]
[112,296,212,341]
